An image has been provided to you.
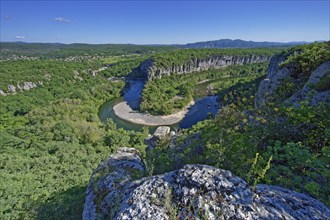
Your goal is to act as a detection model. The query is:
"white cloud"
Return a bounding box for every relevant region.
[5,15,11,20]
[54,17,71,23]
[15,36,26,39]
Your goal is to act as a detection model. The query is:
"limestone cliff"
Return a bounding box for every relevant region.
[83,147,330,220]
[138,55,270,80]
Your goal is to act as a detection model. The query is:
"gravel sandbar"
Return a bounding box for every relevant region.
[113,100,195,126]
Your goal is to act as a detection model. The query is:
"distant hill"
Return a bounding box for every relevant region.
[0,42,176,58]
[180,39,308,48]
[0,39,312,58]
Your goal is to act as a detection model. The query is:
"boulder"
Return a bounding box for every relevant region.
[22,82,37,91]
[144,126,171,150]
[83,147,330,220]
[7,84,16,93]
[153,126,170,138]
[0,89,6,96]
[16,83,23,91]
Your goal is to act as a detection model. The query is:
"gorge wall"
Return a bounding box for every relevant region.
[137,54,270,80]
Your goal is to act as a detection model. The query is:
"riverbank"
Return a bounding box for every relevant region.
[113,100,195,126]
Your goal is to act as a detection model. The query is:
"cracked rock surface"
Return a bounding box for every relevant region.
[83,147,330,220]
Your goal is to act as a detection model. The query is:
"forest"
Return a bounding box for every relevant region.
[0,58,148,219]
[0,42,329,219]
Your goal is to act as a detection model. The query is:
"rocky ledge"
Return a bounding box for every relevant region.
[83,147,330,220]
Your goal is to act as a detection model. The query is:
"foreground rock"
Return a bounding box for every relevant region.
[83,147,330,220]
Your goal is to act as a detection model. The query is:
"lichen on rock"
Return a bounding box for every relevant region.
[83,147,330,220]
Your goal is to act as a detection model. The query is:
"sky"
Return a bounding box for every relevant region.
[0,1,329,44]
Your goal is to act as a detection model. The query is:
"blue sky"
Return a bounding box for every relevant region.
[1,1,329,44]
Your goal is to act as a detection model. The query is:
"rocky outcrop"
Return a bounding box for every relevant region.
[83,148,145,220]
[254,54,291,108]
[139,55,270,80]
[7,84,16,93]
[285,61,330,106]
[73,70,83,81]
[107,76,125,82]
[255,54,330,108]
[83,147,330,220]
[144,126,173,150]
[3,81,39,95]
[22,82,37,90]
[0,89,6,96]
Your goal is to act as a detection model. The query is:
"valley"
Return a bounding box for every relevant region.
[0,41,329,219]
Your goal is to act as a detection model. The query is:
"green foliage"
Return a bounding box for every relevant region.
[99,57,145,77]
[273,77,300,102]
[313,73,330,91]
[280,42,330,77]
[0,59,148,219]
[140,76,193,115]
[262,142,329,206]
[247,153,272,187]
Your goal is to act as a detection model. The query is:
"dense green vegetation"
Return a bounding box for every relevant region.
[280,41,330,77]
[99,57,145,78]
[0,60,101,89]
[140,63,267,115]
[269,42,330,103]
[0,60,148,219]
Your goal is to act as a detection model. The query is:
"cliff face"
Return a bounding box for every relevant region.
[139,55,270,80]
[254,54,290,107]
[83,147,330,220]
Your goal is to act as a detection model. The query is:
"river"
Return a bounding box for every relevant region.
[99,79,220,131]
